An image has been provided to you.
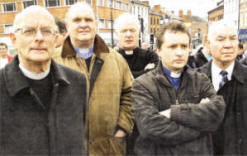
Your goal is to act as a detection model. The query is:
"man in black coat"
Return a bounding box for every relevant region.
[0,6,87,155]
[115,13,159,79]
[197,21,247,155]
[114,12,159,155]
[132,21,225,156]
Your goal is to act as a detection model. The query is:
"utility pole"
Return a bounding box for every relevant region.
[110,0,114,48]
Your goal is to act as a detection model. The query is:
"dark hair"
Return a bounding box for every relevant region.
[156,21,191,49]
[55,17,67,34]
[239,43,243,49]
[0,42,8,49]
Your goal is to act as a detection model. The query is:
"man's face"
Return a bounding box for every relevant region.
[157,31,190,73]
[117,21,139,50]
[0,45,8,56]
[10,12,57,64]
[66,6,97,46]
[209,26,238,65]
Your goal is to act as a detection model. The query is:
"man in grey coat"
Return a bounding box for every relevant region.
[132,21,225,156]
[0,6,87,155]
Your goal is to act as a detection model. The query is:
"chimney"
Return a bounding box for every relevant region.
[179,10,183,17]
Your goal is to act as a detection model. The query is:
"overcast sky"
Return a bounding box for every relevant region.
[149,0,217,18]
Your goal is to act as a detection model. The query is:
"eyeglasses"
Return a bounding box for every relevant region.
[15,27,56,38]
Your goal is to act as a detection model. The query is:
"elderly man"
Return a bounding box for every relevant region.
[132,22,225,156]
[0,6,87,155]
[198,21,247,155]
[115,13,159,79]
[0,42,12,68]
[54,2,133,156]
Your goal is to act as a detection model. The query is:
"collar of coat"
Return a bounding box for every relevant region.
[153,61,192,89]
[3,55,70,97]
[198,60,247,84]
[61,34,109,58]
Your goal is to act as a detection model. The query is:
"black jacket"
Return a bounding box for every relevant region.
[132,62,225,156]
[187,49,209,69]
[0,56,87,155]
[198,60,247,155]
[118,47,159,78]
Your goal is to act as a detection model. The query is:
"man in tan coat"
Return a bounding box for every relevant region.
[53,2,134,156]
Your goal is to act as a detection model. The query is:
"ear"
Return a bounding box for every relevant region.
[10,33,17,46]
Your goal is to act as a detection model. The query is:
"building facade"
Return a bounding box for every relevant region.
[0,0,133,48]
[224,0,239,28]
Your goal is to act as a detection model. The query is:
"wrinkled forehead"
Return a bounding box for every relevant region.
[68,6,95,22]
[119,21,139,31]
[15,11,56,29]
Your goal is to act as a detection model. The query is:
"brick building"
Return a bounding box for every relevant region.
[0,0,132,47]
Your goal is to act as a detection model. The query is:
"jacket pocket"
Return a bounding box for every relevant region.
[109,136,126,156]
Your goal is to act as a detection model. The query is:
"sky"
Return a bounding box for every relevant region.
[149,0,217,19]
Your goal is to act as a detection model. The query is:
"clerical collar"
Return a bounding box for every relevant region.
[162,65,182,78]
[73,45,94,59]
[125,50,133,55]
[19,63,50,80]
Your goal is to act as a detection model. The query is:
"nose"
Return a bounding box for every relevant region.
[34,29,44,41]
[175,48,183,56]
[79,20,87,27]
[224,39,233,48]
[126,30,132,36]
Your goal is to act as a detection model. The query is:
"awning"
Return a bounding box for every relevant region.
[238,29,247,41]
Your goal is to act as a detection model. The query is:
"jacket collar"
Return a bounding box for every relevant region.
[4,56,70,97]
[199,60,247,84]
[154,62,190,89]
[61,34,109,58]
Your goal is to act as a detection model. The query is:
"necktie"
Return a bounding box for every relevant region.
[219,70,228,89]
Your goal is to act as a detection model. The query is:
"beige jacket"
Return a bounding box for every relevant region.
[53,35,134,156]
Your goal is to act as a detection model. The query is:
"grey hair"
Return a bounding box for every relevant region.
[208,20,238,41]
[13,5,56,32]
[114,13,140,33]
[65,2,96,24]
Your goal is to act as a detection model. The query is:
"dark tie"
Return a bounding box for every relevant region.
[219,70,228,89]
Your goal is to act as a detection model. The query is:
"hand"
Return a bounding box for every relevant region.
[114,129,126,137]
[200,98,210,103]
[144,63,155,71]
[159,109,171,119]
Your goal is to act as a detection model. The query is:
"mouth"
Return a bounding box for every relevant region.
[174,59,184,63]
[30,48,47,51]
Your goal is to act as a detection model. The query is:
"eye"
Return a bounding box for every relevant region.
[181,44,188,49]
[23,28,35,35]
[73,18,81,23]
[169,45,177,49]
[41,28,53,35]
[85,18,93,22]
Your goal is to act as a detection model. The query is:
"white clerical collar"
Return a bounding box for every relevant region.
[211,61,234,81]
[125,50,133,55]
[19,63,50,80]
[170,72,181,78]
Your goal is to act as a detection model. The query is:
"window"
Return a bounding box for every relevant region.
[23,0,37,8]
[107,0,113,7]
[108,20,113,29]
[157,18,159,24]
[153,18,155,24]
[65,0,77,5]
[4,24,13,34]
[97,0,104,6]
[45,0,60,7]
[150,17,152,24]
[116,1,122,9]
[125,3,128,11]
[98,19,105,29]
[3,3,16,12]
[85,0,92,5]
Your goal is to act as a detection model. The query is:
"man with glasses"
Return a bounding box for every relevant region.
[54,2,134,156]
[0,5,87,155]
